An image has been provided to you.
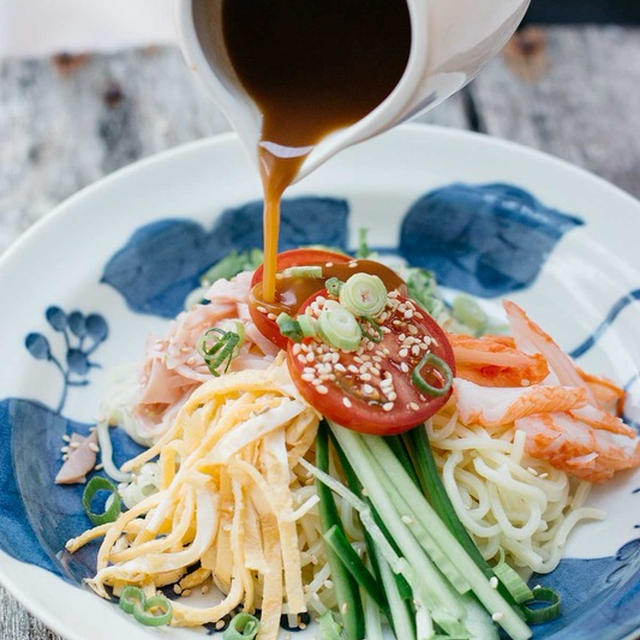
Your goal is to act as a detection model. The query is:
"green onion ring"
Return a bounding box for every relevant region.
[281,265,323,279]
[339,273,387,318]
[276,312,303,343]
[358,317,383,343]
[82,476,121,526]
[223,612,261,639]
[522,587,561,624]
[411,352,453,398]
[325,277,344,298]
[318,306,362,352]
[196,328,240,376]
[133,594,173,627]
[119,586,145,615]
[297,314,317,338]
[493,549,534,604]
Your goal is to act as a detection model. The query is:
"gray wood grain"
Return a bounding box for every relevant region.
[0,26,639,640]
[0,46,466,256]
[471,25,640,197]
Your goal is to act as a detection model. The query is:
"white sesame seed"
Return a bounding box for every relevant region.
[399,333,406,341]
[95,463,104,471]
[400,363,409,373]
[409,402,420,411]
[527,466,538,476]
[88,442,100,453]
[323,579,334,589]
[173,584,182,594]
[380,378,393,389]
[343,397,352,408]
[539,472,549,479]
[292,344,302,355]
[382,402,394,412]
[521,378,530,386]
[201,585,210,594]
[341,603,348,614]
[401,515,413,524]
[348,364,359,374]
[267,313,277,321]
[492,612,503,622]
[360,372,372,382]
[60,446,69,453]
[399,348,408,358]
[62,434,71,443]
[335,363,346,373]
[489,577,499,589]
[325,262,334,268]
[387,392,397,401]
[301,373,315,382]
[69,442,80,449]
[412,345,421,356]
[305,353,315,363]
[348,262,358,268]
[215,620,225,630]
[363,384,374,395]
[316,385,329,395]
[257,306,268,314]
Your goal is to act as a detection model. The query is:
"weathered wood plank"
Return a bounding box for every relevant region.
[0,46,467,255]
[471,25,640,197]
[0,587,60,639]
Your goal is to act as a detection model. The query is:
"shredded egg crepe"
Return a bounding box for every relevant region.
[66,357,333,637]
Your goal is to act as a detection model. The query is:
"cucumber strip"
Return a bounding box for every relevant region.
[316,425,364,640]
[362,590,386,640]
[404,428,520,609]
[329,427,465,628]
[359,431,532,640]
[363,440,471,595]
[324,525,388,612]
[376,550,416,640]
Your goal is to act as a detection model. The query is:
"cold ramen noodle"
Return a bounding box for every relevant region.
[62,245,640,640]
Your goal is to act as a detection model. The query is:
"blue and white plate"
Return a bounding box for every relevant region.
[1,124,639,640]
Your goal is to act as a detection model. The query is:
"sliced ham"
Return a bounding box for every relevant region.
[56,431,98,485]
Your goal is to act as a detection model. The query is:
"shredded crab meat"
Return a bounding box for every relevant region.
[67,359,333,638]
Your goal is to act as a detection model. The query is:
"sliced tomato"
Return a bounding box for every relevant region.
[249,249,406,350]
[250,248,350,288]
[287,290,456,435]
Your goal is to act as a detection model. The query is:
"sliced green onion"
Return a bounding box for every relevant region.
[276,312,303,343]
[281,265,323,279]
[356,227,371,259]
[412,352,453,397]
[196,328,240,376]
[133,594,172,627]
[340,273,387,318]
[297,314,317,338]
[522,587,561,624]
[324,524,388,612]
[494,549,534,604]
[318,611,343,640]
[82,476,121,525]
[119,586,145,615]
[452,295,488,334]
[325,277,344,298]
[223,612,260,639]
[358,317,383,343]
[216,319,246,347]
[318,306,362,352]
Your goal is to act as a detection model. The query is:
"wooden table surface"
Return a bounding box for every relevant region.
[0,24,639,639]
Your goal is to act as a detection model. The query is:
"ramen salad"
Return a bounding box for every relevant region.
[60,244,640,640]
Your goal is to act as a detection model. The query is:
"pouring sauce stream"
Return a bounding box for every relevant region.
[221,0,411,303]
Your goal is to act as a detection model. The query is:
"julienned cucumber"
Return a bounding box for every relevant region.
[315,424,364,640]
[329,422,532,640]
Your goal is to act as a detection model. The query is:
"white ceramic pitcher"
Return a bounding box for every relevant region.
[176,0,530,182]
